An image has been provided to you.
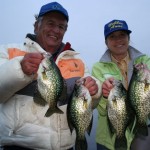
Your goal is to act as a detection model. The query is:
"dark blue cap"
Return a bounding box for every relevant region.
[38,2,69,22]
[104,19,132,38]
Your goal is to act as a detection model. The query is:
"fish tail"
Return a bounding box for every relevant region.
[115,136,127,149]
[45,107,64,117]
[75,136,87,150]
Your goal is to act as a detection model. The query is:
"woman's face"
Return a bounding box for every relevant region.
[105,30,130,59]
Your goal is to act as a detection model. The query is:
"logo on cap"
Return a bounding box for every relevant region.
[108,21,123,30]
[52,4,60,10]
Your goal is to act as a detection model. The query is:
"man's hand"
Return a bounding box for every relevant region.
[84,76,98,96]
[21,53,43,75]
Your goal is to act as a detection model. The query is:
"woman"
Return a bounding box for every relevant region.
[92,19,150,150]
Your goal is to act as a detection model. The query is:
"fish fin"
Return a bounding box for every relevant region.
[67,119,74,134]
[107,115,114,136]
[66,87,76,134]
[67,107,74,134]
[115,136,127,149]
[75,136,87,150]
[58,79,68,104]
[45,106,64,117]
[87,115,93,136]
[33,87,47,106]
[136,123,148,136]
[148,113,150,119]
[126,107,136,133]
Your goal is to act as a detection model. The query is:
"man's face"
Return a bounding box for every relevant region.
[35,12,68,53]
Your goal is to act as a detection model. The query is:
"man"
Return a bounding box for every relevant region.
[0,2,101,150]
[92,19,150,150]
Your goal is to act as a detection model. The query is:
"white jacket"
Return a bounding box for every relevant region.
[0,37,101,150]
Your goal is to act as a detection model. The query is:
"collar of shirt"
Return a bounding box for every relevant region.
[111,52,130,66]
[111,52,130,89]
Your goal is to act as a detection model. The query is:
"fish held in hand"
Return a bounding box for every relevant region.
[107,79,132,149]
[67,78,93,150]
[128,63,150,136]
[33,53,66,117]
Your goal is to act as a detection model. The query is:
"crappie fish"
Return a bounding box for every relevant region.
[128,63,150,136]
[107,79,132,149]
[33,53,66,117]
[67,78,93,150]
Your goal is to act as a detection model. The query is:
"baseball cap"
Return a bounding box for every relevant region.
[38,2,69,22]
[104,19,132,39]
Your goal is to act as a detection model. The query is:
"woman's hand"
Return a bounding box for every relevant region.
[102,77,114,98]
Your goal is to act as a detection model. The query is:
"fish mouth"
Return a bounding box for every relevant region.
[43,52,52,58]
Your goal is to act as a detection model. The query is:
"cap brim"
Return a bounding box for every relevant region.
[105,29,132,39]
